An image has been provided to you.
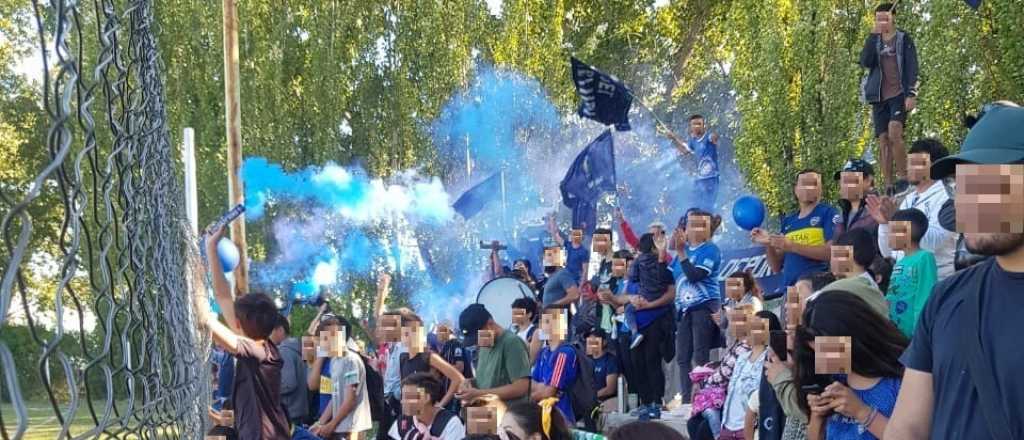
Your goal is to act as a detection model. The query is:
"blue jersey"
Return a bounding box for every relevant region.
[670,241,723,312]
[780,203,841,288]
[591,353,619,397]
[688,134,719,180]
[563,239,591,282]
[532,344,578,424]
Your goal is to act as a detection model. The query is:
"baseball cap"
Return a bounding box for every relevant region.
[932,103,1024,179]
[458,303,492,347]
[833,158,875,180]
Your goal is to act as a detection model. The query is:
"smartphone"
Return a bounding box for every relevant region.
[769,330,788,362]
[800,383,824,395]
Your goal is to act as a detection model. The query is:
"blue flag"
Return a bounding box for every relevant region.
[560,130,617,235]
[571,57,633,131]
[964,0,981,9]
[452,172,501,220]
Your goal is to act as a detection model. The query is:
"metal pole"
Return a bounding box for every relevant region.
[183,128,198,236]
[223,0,249,295]
[465,136,472,179]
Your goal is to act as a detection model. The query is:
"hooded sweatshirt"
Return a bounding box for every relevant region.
[629,252,674,302]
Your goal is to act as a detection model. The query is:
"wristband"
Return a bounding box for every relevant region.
[858,407,878,434]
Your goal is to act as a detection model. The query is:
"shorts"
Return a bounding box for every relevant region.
[872,94,907,137]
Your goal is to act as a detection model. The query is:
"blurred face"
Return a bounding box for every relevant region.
[746,317,769,347]
[795,173,822,204]
[511,308,528,327]
[687,214,712,243]
[478,329,495,348]
[907,153,931,184]
[690,117,706,137]
[957,165,1024,256]
[611,258,628,277]
[815,336,852,375]
[585,336,604,357]
[725,277,745,301]
[592,233,611,254]
[875,11,894,34]
[540,310,567,344]
[318,326,345,358]
[830,245,856,278]
[401,385,429,416]
[543,247,564,268]
[402,323,426,355]
[889,221,912,251]
[570,229,584,246]
[379,315,401,343]
[436,324,453,342]
[839,172,865,201]
[471,406,500,436]
[301,336,317,363]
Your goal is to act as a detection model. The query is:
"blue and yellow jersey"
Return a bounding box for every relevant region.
[780,203,841,287]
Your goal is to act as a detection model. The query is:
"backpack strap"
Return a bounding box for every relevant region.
[958,279,1016,440]
[429,410,457,437]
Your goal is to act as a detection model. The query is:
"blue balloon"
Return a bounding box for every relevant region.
[217,237,240,272]
[732,195,766,231]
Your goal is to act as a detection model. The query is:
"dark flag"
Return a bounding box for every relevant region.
[964,0,981,9]
[571,57,633,131]
[452,172,501,220]
[560,130,617,235]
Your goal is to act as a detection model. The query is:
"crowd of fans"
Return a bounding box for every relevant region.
[190,6,1024,438]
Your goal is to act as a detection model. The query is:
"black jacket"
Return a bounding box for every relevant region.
[860,30,919,103]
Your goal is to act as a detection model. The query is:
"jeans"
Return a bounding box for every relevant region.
[676,302,719,402]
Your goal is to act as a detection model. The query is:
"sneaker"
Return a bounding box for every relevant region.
[629,334,644,350]
[637,404,652,420]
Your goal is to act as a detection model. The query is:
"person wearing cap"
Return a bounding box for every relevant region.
[885,103,1024,440]
[456,304,532,406]
[834,158,880,240]
[867,138,959,280]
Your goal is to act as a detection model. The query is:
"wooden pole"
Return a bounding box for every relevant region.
[223,0,249,295]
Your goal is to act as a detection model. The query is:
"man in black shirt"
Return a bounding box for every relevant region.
[885,103,1024,440]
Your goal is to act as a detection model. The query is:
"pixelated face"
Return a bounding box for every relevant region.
[436,324,452,343]
[467,406,498,435]
[540,310,568,343]
[402,323,426,355]
[784,287,805,331]
[830,245,855,278]
[511,308,528,327]
[875,11,894,33]
[814,336,852,375]
[907,153,931,183]
[379,315,402,343]
[727,304,754,339]
[571,229,584,246]
[795,173,822,203]
[690,117,706,136]
[889,221,913,251]
[318,328,346,358]
[955,164,1024,234]
[477,329,495,348]
[687,214,712,243]
[543,247,564,268]
[612,258,628,277]
[725,277,745,301]
[746,317,769,347]
[401,385,428,415]
[592,233,611,254]
[839,172,865,201]
[219,409,234,427]
[301,336,317,363]
[586,336,604,357]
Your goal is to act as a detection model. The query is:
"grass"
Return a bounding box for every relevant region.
[0,400,178,439]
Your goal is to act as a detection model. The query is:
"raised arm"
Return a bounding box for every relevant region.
[430,353,466,408]
[205,227,240,333]
[547,214,564,244]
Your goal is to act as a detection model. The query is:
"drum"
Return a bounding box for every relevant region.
[475,277,533,329]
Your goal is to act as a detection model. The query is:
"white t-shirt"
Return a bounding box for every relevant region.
[388,413,466,440]
[331,351,373,433]
[516,324,535,343]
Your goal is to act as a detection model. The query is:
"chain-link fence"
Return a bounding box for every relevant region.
[1,0,208,438]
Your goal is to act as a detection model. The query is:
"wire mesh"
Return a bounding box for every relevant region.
[1,0,209,438]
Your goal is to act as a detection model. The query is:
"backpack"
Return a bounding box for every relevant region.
[395,410,458,439]
[562,341,599,430]
[358,353,388,423]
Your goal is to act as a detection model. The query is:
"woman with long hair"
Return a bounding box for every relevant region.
[794,291,909,440]
[497,400,572,440]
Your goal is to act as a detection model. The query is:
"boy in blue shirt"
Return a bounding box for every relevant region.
[546,215,591,283]
[751,169,841,297]
[671,209,724,404]
[530,307,578,425]
[665,114,721,211]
